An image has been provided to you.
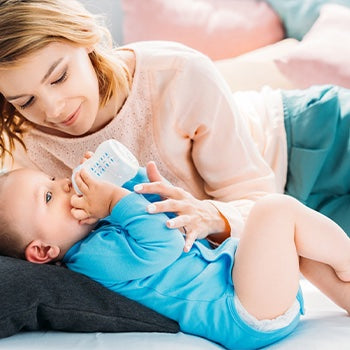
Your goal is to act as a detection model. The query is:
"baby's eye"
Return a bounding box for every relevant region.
[45,191,53,203]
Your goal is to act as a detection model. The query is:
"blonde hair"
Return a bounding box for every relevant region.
[0,0,131,164]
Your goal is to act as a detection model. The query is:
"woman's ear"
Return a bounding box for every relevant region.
[25,239,60,264]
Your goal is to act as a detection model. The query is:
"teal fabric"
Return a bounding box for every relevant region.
[266,0,350,39]
[283,85,350,235]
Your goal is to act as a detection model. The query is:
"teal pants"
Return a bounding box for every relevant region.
[283,85,350,236]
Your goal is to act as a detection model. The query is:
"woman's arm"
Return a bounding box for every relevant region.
[136,49,277,247]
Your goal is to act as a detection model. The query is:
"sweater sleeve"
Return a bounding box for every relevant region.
[156,48,277,237]
[65,193,185,282]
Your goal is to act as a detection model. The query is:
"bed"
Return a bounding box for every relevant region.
[2,1,350,349]
[1,278,349,350]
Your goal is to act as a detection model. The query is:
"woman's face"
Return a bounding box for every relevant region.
[0,42,101,136]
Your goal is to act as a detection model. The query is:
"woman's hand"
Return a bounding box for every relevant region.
[71,169,130,224]
[135,162,229,252]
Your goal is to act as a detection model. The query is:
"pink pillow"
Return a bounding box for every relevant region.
[275,4,350,88]
[121,0,284,60]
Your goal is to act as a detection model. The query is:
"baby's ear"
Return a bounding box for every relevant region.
[25,240,60,264]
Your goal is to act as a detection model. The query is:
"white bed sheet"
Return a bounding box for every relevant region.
[0,279,349,349]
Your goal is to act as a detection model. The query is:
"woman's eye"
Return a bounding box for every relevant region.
[52,71,68,85]
[45,191,53,203]
[19,96,34,110]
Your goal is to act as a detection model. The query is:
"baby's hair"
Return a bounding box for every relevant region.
[0,170,27,259]
[0,0,131,164]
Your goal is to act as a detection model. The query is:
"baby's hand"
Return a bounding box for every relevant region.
[70,169,130,223]
[79,151,94,164]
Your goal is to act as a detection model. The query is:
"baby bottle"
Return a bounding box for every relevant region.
[72,139,139,195]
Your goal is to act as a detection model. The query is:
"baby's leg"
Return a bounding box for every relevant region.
[300,258,350,315]
[232,194,350,321]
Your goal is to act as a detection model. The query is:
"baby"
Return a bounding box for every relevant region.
[0,165,349,350]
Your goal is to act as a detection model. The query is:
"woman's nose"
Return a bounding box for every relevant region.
[44,96,65,122]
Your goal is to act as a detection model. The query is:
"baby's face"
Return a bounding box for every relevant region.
[2,168,93,257]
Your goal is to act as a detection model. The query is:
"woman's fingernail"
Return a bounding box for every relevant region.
[184,244,191,252]
[167,220,174,228]
[134,184,143,192]
[147,204,156,213]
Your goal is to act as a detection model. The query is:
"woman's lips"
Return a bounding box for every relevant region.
[62,105,81,126]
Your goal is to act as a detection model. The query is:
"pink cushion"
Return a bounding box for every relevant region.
[121,0,284,60]
[275,4,350,88]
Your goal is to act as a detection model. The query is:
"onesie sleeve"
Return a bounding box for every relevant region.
[65,193,185,282]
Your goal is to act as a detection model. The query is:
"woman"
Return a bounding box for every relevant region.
[1,0,350,250]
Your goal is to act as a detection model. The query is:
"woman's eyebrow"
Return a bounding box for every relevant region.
[40,57,64,83]
[6,93,28,101]
[6,57,64,101]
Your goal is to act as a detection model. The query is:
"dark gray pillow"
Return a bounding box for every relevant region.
[0,256,179,338]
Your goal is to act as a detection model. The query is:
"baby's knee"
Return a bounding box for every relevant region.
[252,194,298,219]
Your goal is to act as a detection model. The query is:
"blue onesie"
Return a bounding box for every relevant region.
[63,173,304,350]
